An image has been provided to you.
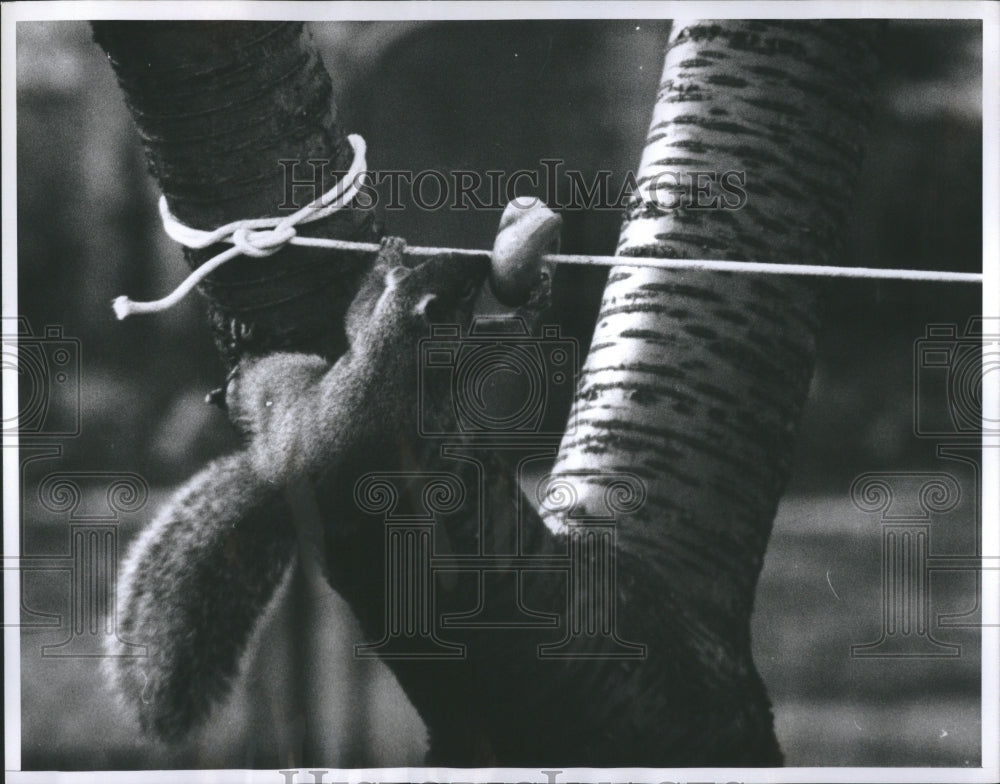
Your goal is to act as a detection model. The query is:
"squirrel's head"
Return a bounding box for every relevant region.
[363,238,489,338]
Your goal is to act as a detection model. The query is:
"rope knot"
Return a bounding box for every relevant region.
[113,134,368,319]
[231,224,297,257]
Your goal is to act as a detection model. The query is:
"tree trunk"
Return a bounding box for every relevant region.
[96,20,884,767]
[543,18,883,756]
[91,22,377,367]
[91,22,378,765]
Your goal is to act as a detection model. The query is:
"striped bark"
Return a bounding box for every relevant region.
[545,17,882,741]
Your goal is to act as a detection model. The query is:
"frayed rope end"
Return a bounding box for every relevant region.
[113,295,171,319]
[112,296,137,320]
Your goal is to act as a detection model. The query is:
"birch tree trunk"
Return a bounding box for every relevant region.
[541,18,883,756]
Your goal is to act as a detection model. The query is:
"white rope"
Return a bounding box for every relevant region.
[277,239,985,283]
[111,132,982,320]
[112,134,369,319]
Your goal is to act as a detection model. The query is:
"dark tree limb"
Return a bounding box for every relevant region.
[91,22,377,367]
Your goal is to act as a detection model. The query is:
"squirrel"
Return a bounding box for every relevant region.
[108,236,491,742]
[108,209,782,766]
[226,236,486,487]
[107,449,297,740]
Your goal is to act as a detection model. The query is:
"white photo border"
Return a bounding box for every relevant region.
[3,2,997,783]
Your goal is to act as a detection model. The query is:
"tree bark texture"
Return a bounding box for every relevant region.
[91,22,377,367]
[545,17,882,749]
[95,19,884,768]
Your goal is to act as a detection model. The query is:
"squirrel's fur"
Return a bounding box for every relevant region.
[108,238,488,742]
[109,450,297,740]
[109,237,783,766]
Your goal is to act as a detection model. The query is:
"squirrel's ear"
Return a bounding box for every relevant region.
[412,293,438,320]
[107,452,297,741]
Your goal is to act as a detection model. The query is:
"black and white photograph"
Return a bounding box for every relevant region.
[2,2,998,782]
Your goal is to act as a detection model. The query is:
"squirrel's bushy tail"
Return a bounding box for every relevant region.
[107,452,297,741]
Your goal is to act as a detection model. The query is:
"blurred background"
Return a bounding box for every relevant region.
[13,19,984,769]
